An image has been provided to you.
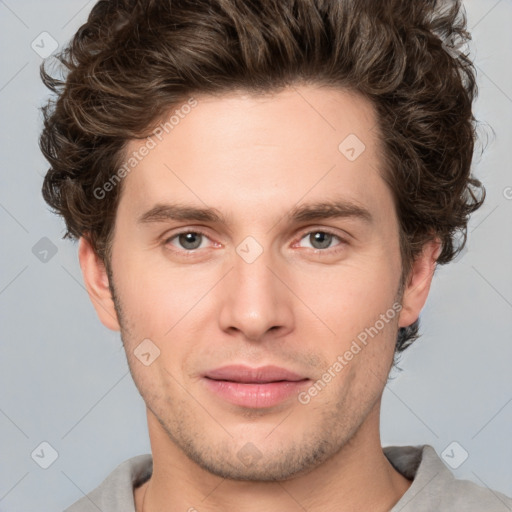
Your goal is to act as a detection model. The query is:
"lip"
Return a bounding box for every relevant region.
[204,364,306,383]
[202,365,310,408]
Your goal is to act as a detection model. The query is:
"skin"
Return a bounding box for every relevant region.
[79,85,440,512]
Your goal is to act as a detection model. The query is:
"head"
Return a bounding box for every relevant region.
[40,0,484,480]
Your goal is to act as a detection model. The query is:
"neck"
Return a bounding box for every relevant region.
[135,404,411,512]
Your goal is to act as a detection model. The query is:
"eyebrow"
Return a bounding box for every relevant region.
[137,199,373,226]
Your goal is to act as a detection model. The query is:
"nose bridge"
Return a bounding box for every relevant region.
[217,239,293,340]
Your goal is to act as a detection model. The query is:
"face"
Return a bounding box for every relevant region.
[84,85,431,481]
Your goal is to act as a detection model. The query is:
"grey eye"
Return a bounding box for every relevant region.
[307,231,335,250]
[178,232,203,250]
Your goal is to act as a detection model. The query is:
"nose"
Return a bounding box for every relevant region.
[217,244,295,342]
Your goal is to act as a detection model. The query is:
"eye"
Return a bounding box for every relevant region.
[165,231,212,251]
[297,230,345,251]
[163,229,346,254]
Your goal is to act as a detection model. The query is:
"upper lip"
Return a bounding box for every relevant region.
[204,365,307,383]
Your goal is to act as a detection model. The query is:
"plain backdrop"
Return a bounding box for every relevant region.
[0,1,511,510]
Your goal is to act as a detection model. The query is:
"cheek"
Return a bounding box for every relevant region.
[293,254,401,390]
[111,249,209,342]
[296,254,400,332]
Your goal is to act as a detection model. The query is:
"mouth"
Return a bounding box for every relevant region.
[202,365,310,408]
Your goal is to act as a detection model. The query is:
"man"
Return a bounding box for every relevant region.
[39,0,511,510]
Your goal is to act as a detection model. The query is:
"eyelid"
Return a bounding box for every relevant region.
[163,228,218,247]
[300,225,347,237]
[293,227,349,249]
[162,226,350,253]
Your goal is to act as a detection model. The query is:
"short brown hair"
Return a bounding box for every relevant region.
[39,0,484,352]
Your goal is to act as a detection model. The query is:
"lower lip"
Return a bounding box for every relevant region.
[202,378,310,408]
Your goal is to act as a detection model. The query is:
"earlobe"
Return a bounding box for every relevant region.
[78,236,121,331]
[398,238,442,328]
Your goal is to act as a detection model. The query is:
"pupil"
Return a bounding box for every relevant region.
[311,232,332,249]
[179,232,201,250]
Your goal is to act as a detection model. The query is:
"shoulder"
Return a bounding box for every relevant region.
[64,454,153,512]
[385,445,512,512]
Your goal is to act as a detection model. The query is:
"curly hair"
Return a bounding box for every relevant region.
[39,0,485,352]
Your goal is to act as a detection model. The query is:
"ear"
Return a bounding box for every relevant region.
[398,238,442,328]
[78,236,120,331]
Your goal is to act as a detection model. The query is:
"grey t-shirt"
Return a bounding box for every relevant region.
[64,445,512,511]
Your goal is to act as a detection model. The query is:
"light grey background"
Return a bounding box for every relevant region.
[0,1,511,511]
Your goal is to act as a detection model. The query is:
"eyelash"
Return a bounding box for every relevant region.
[163,228,348,256]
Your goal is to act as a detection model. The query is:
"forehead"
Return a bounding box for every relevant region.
[118,85,390,226]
